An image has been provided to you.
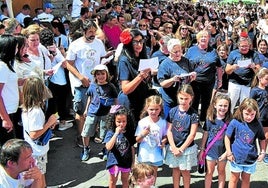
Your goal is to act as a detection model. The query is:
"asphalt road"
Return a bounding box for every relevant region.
[46,126,268,188]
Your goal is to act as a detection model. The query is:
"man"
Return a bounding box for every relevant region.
[37,3,55,23]
[3,18,22,35]
[15,4,30,27]
[0,3,9,21]
[71,0,89,19]
[62,4,72,22]
[0,139,44,188]
[66,20,112,147]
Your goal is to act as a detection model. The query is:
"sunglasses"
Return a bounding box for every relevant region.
[181,27,188,30]
[139,24,147,27]
[165,27,172,29]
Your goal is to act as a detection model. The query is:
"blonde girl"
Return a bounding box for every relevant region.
[225,98,266,188]
[129,163,156,188]
[165,84,199,188]
[21,77,58,187]
[135,95,168,183]
[199,93,232,188]
[250,68,268,163]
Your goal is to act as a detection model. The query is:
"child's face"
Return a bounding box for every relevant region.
[217,47,227,58]
[137,174,155,187]
[95,70,107,84]
[146,104,161,120]
[115,114,127,130]
[214,99,229,119]
[259,74,268,87]
[178,92,193,108]
[242,109,256,123]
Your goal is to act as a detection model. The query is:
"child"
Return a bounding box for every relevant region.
[199,93,232,188]
[165,84,199,188]
[135,95,168,182]
[80,64,118,161]
[225,98,266,188]
[129,163,156,188]
[104,105,136,188]
[250,68,268,163]
[21,77,58,187]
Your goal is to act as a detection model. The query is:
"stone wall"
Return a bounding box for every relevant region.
[49,0,72,17]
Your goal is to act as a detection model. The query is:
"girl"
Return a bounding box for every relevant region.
[81,64,118,161]
[225,98,266,188]
[135,95,168,183]
[129,163,156,188]
[199,93,232,188]
[0,34,19,146]
[250,68,268,163]
[165,84,199,188]
[104,105,136,188]
[21,77,58,187]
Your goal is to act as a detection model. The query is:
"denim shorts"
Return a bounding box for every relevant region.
[81,115,107,138]
[229,161,257,174]
[73,86,88,115]
[142,160,163,167]
[108,165,131,176]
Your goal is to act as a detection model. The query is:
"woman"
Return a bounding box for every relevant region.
[185,30,222,124]
[21,24,53,82]
[162,23,174,37]
[157,39,196,118]
[257,39,268,68]
[175,24,192,53]
[0,34,19,146]
[117,29,152,122]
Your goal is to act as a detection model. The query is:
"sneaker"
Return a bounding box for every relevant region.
[76,137,83,148]
[263,154,268,163]
[81,148,90,161]
[58,122,73,131]
[94,137,103,144]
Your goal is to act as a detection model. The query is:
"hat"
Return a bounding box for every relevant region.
[44,3,55,9]
[91,64,108,75]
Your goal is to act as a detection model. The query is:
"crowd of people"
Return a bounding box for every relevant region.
[1,0,268,187]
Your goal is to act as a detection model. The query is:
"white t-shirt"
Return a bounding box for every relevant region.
[28,44,52,80]
[0,165,33,188]
[14,60,43,79]
[0,61,19,114]
[71,0,83,18]
[135,116,168,163]
[37,12,54,23]
[66,37,106,87]
[22,107,49,156]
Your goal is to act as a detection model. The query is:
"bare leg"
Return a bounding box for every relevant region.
[228,172,240,188]
[121,172,130,188]
[217,161,226,188]
[241,172,251,188]
[172,168,181,188]
[181,170,191,188]
[205,160,216,188]
[109,173,118,188]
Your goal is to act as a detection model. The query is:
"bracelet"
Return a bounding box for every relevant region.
[199,147,205,151]
[260,152,266,155]
[227,153,233,157]
[114,133,119,137]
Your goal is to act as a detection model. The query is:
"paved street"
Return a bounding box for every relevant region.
[46,126,268,188]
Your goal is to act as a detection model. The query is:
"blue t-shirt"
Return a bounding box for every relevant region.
[167,106,199,147]
[258,51,268,68]
[250,87,268,123]
[151,50,168,87]
[203,119,227,159]
[185,45,221,83]
[157,56,194,105]
[225,119,265,164]
[104,130,135,169]
[227,49,261,86]
[86,82,118,116]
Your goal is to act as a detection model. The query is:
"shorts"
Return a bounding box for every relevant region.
[108,165,131,176]
[73,86,88,115]
[81,115,106,137]
[141,160,163,167]
[229,161,257,174]
[33,154,47,174]
[165,144,197,170]
[206,154,227,162]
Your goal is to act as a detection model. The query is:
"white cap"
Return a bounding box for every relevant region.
[91,64,108,75]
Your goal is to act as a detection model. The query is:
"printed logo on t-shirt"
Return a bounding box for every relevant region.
[116,135,130,156]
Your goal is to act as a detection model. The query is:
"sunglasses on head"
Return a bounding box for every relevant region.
[139,24,147,27]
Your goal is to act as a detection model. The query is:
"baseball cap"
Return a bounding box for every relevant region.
[91,64,108,75]
[44,3,55,9]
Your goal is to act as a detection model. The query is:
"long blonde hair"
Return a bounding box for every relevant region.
[140,95,163,119]
[251,68,268,88]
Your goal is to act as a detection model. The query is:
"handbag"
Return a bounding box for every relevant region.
[198,122,229,174]
[26,128,52,146]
